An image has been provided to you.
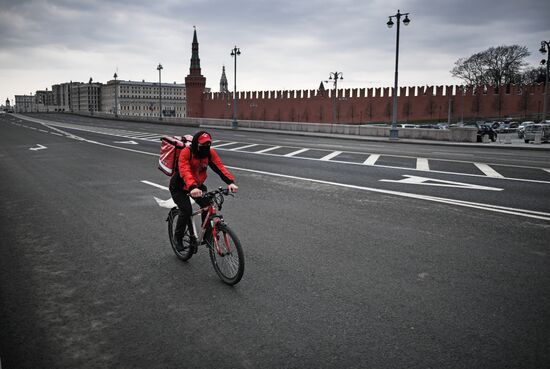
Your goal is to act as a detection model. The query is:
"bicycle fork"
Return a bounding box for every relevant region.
[209,215,232,257]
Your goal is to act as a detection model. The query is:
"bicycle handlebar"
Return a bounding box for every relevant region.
[189,187,234,210]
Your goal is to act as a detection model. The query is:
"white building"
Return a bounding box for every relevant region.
[101,79,186,118]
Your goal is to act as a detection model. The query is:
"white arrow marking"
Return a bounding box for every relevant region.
[29,144,47,151]
[114,140,138,145]
[154,196,177,209]
[380,175,503,191]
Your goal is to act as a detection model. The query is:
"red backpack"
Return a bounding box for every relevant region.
[158,135,193,176]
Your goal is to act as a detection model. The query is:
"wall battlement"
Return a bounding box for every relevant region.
[199,83,546,124]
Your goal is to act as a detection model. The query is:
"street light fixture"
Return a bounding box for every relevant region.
[328,71,343,124]
[540,40,549,122]
[113,72,118,118]
[157,63,163,121]
[387,9,411,140]
[231,46,241,129]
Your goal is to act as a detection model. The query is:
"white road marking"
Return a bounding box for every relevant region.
[29,144,47,151]
[51,132,63,136]
[474,163,504,178]
[128,133,159,138]
[114,140,138,145]
[416,158,430,171]
[212,142,237,148]
[363,154,380,166]
[380,175,503,191]
[141,170,550,221]
[320,151,342,161]
[255,146,281,153]
[13,115,550,186]
[230,144,259,151]
[141,180,168,190]
[284,148,309,157]
[154,196,177,208]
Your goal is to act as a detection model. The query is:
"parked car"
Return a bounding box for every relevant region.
[397,124,415,128]
[464,122,498,142]
[517,121,535,138]
[523,124,550,143]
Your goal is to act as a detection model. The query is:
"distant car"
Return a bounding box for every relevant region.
[398,124,415,128]
[464,122,497,142]
[523,124,550,143]
[415,124,440,129]
[517,121,535,138]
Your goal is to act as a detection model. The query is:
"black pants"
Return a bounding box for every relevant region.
[170,186,209,241]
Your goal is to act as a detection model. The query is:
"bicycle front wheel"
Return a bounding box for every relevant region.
[208,224,245,285]
[167,208,193,261]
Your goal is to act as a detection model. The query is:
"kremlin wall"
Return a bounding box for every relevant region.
[186,30,547,125]
[201,84,546,124]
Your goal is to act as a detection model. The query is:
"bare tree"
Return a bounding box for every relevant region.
[451,45,530,87]
[520,66,546,85]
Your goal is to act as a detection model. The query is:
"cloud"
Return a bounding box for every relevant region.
[1,0,549,103]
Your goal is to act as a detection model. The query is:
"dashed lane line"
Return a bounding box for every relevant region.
[416,158,430,171]
[284,148,309,157]
[256,146,281,153]
[474,163,504,178]
[230,144,259,151]
[363,154,380,166]
[320,151,342,161]
[212,141,237,148]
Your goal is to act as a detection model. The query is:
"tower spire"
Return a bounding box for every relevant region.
[220,65,229,93]
[185,27,206,117]
[190,26,201,74]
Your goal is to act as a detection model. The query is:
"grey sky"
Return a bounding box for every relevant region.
[1,0,549,103]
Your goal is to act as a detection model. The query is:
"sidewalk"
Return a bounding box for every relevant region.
[201,124,550,151]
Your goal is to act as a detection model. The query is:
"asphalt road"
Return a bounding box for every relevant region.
[1,113,549,369]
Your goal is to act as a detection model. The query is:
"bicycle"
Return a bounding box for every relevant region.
[166,187,245,285]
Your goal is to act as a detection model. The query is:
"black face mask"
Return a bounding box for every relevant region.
[197,145,210,158]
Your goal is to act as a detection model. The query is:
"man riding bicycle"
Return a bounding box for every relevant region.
[169,131,238,251]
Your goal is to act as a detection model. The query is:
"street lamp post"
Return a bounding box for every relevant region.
[157,63,163,120]
[328,71,343,124]
[231,46,241,129]
[386,9,411,140]
[88,77,94,115]
[113,72,118,118]
[540,40,550,122]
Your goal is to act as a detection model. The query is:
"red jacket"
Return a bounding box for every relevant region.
[176,147,234,191]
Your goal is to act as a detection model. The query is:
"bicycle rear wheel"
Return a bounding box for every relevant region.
[207,224,244,285]
[167,208,193,261]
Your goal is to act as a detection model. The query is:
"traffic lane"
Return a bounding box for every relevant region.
[229,171,550,369]
[22,113,550,167]
[1,124,548,368]
[12,118,549,218]
[217,150,550,216]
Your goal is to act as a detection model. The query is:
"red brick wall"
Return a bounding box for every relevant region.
[196,84,546,123]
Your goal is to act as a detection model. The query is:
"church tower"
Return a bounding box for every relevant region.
[185,27,206,117]
[220,66,229,93]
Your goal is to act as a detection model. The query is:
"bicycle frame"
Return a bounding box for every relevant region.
[189,203,230,256]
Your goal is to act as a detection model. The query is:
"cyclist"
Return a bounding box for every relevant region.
[169,131,238,251]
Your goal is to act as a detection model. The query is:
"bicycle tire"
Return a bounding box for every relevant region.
[207,224,245,285]
[167,208,193,261]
